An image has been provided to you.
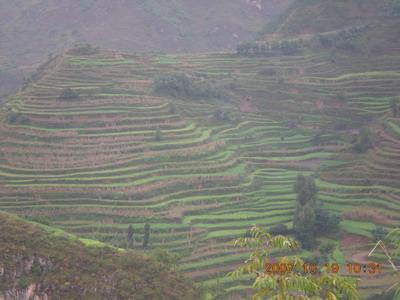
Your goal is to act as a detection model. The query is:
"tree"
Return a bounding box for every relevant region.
[390,97,399,117]
[155,128,162,141]
[229,226,360,299]
[153,73,224,99]
[314,205,341,235]
[293,174,317,249]
[294,204,316,249]
[293,174,341,249]
[59,88,80,100]
[127,224,134,249]
[319,241,335,261]
[384,229,400,297]
[293,174,317,206]
[352,128,372,153]
[143,223,150,248]
[372,226,389,242]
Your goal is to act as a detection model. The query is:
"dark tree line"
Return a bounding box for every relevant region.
[153,73,224,99]
[236,40,301,56]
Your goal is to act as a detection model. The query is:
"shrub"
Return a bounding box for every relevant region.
[269,224,289,235]
[372,226,389,242]
[59,88,80,100]
[352,128,373,153]
[390,97,399,117]
[18,277,29,289]
[7,112,30,125]
[29,216,51,226]
[319,241,335,257]
[153,73,224,100]
[258,68,278,77]
[67,44,99,56]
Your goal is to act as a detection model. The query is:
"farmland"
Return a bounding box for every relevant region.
[0,46,400,298]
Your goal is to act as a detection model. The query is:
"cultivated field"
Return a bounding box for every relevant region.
[0,47,399,298]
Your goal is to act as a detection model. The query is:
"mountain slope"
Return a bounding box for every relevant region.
[0,212,198,299]
[263,0,399,37]
[0,0,290,99]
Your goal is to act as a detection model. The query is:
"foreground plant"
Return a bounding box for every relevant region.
[228,226,360,300]
[385,228,400,297]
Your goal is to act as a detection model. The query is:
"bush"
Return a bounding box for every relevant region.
[153,73,224,99]
[352,128,373,153]
[258,68,278,77]
[18,277,29,289]
[390,97,399,117]
[237,40,301,56]
[67,44,99,56]
[59,88,80,100]
[29,216,51,226]
[319,241,335,257]
[372,226,389,242]
[314,206,341,235]
[7,112,30,125]
[269,224,289,235]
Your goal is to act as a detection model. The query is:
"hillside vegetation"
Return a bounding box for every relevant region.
[0,212,197,299]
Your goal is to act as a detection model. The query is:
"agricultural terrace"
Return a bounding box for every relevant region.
[0,48,399,297]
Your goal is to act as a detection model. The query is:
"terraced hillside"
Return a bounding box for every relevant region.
[1,45,400,298]
[0,0,291,99]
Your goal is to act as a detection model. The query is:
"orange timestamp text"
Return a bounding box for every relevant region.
[265,262,383,275]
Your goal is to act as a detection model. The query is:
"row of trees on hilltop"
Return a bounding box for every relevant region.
[236,25,367,57]
[237,40,301,56]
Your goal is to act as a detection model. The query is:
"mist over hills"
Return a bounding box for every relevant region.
[0,0,290,99]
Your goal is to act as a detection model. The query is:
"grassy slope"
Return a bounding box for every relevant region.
[0,212,197,299]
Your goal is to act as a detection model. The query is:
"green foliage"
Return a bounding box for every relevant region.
[59,88,80,101]
[143,223,151,248]
[314,205,341,235]
[154,128,162,141]
[293,174,318,249]
[237,40,301,56]
[153,73,224,99]
[0,212,198,299]
[293,174,341,249]
[213,109,231,121]
[372,226,389,242]
[67,44,99,56]
[269,223,290,235]
[151,248,180,268]
[126,224,134,249]
[228,226,360,300]
[352,128,373,153]
[293,174,317,206]
[6,111,30,125]
[319,241,335,258]
[28,216,51,226]
[390,97,399,117]
[258,68,278,77]
[294,204,316,249]
[18,277,29,289]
